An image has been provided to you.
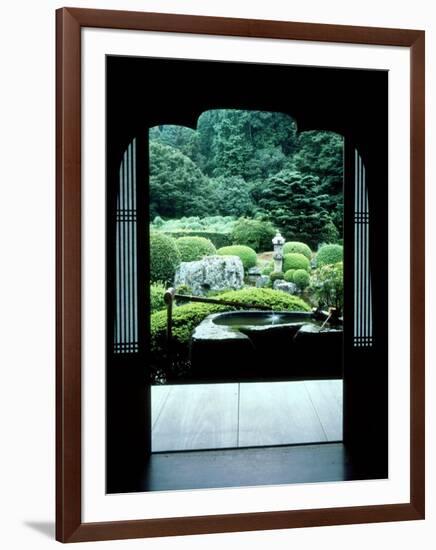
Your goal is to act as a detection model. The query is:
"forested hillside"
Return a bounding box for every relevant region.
[149,109,343,248]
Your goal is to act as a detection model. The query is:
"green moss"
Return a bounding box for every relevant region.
[283,252,310,272]
[175,236,216,262]
[216,245,257,270]
[282,241,312,260]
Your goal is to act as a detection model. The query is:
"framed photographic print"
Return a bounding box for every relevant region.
[56,7,425,543]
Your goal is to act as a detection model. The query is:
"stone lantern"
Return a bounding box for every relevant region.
[272,231,285,273]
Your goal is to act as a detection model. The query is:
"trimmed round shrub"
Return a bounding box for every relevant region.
[150,288,311,381]
[282,241,312,260]
[150,282,167,312]
[217,245,257,270]
[316,244,343,267]
[150,232,181,283]
[270,271,285,282]
[175,236,216,262]
[231,218,276,252]
[293,269,310,290]
[284,269,296,282]
[283,252,310,272]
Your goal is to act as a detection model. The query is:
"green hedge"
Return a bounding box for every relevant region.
[150,288,311,380]
[161,230,231,249]
[293,269,310,290]
[175,236,216,262]
[283,241,312,260]
[216,245,257,270]
[316,244,343,267]
[150,232,181,283]
[231,218,276,252]
[283,252,310,272]
[284,269,296,282]
[150,282,167,312]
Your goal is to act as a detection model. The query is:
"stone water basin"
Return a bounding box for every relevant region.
[189,310,343,382]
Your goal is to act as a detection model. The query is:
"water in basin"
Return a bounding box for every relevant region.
[212,311,314,328]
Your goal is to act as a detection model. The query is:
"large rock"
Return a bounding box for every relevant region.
[273,280,297,294]
[174,255,244,295]
[256,275,271,288]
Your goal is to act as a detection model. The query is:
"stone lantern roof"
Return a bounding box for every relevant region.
[272,231,285,246]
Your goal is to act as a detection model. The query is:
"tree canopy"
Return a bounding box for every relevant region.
[149,109,343,248]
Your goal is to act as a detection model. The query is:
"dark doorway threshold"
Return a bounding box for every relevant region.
[108,442,387,494]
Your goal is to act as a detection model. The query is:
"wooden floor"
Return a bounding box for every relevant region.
[151,380,343,452]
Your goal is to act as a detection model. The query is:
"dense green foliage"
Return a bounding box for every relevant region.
[150,288,310,380]
[151,215,236,233]
[175,236,216,262]
[257,170,330,247]
[292,269,310,290]
[282,241,312,260]
[316,244,343,267]
[150,232,181,283]
[149,141,213,219]
[216,245,257,270]
[231,218,276,252]
[270,271,285,282]
[283,252,310,272]
[209,176,255,217]
[310,262,344,313]
[284,269,296,282]
[150,282,167,312]
[149,110,343,249]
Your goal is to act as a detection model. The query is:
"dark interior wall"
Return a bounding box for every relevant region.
[106,56,388,492]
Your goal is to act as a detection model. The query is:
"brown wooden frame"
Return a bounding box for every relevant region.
[56,6,425,543]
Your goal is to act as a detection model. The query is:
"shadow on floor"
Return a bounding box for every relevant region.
[24,521,55,539]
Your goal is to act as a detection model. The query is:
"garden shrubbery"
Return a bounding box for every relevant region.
[176,236,216,262]
[231,218,276,252]
[310,261,344,313]
[270,271,285,282]
[150,288,311,380]
[261,261,274,275]
[284,269,296,282]
[150,232,181,283]
[216,245,257,270]
[283,252,310,272]
[150,282,167,312]
[162,231,231,249]
[316,243,343,267]
[282,241,312,260]
[293,269,310,290]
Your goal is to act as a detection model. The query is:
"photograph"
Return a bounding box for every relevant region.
[106,54,388,494]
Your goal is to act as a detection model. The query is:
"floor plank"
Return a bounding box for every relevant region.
[151,386,172,429]
[238,381,328,447]
[142,443,367,492]
[152,383,239,452]
[304,380,343,441]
